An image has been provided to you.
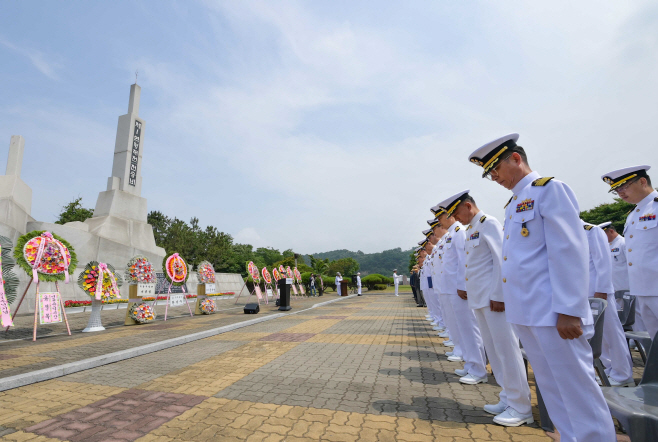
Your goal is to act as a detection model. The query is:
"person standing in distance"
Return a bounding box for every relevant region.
[601,166,658,342]
[470,133,615,441]
[356,272,362,296]
[335,272,343,296]
[393,269,401,296]
[451,190,533,426]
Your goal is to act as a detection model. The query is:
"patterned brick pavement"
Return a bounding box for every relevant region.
[0,293,637,441]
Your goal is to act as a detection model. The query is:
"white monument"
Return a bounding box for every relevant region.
[0,135,34,243]
[15,83,166,311]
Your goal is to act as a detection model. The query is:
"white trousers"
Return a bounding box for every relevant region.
[357,284,361,295]
[337,285,341,296]
[637,296,658,341]
[449,295,487,378]
[600,297,633,382]
[425,288,444,327]
[439,293,462,357]
[514,324,616,442]
[474,307,531,414]
[394,283,399,295]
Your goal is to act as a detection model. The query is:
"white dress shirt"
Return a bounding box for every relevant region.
[465,211,504,310]
[623,190,658,297]
[583,222,615,296]
[609,235,629,291]
[356,276,361,286]
[431,233,446,290]
[502,171,593,326]
[437,222,466,295]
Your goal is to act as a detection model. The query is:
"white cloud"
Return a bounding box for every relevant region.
[0,37,62,80]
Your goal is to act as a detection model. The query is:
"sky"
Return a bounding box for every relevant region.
[1,1,657,254]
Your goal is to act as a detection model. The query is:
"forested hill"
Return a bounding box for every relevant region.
[303,248,414,276]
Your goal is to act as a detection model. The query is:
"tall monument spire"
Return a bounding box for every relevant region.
[107,84,144,197]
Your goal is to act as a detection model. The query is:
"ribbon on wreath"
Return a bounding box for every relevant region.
[94,263,120,301]
[30,232,70,284]
[0,243,12,327]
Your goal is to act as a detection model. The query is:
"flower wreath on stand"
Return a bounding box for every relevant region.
[0,235,20,327]
[129,302,155,323]
[15,231,77,283]
[125,255,155,284]
[162,253,189,287]
[77,262,124,301]
[199,298,216,314]
[196,261,215,284]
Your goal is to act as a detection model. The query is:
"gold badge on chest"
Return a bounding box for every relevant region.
[521,222,529,237]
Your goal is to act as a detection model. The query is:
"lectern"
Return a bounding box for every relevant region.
[278,278,292,311]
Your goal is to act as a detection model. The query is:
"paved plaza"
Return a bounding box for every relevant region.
[0,293,637,441]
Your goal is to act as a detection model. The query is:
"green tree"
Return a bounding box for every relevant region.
[147,210,171,246]
[408,249,417,273]
[328,257,360,277]
[254,247,283,266]
[55,197,94,224]
[580,197,635,234]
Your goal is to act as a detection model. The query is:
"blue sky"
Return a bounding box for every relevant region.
[1,1,657,254]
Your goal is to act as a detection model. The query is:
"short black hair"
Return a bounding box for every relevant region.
[463,194,476,205]
[645,174,652,187]
[512,146,529,166]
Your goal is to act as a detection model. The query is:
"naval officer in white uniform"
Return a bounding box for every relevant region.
[436,196,488,385]
[421,229,440,327]
[393,270,401,296]
[599,222,647,332]
[602,165,658,342]
[470,133,616,441]
[450,190,533,426]
[335,272,342,296]
[582,221,634,387]
[424,227,446,332]
[356,272,362,296]
[429,218,449,335]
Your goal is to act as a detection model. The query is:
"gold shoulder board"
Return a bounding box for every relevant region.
[583,225,593,230]
[455,226,460,232]
[480,215,487,223]
[532,177,555,186]
[504,196,513,209]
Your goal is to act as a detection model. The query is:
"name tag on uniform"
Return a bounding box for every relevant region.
[516,199,534,212]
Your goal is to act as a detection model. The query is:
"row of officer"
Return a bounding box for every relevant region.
[412,133,638,440]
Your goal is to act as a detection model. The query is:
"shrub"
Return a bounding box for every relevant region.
[361,274,389,290]
[373,284,387,290]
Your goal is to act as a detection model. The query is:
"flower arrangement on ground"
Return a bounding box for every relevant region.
[163,253,189,286]
[286,266,294,279]
[197,261,216,284]
[293,267,302,284]
[125,255,155,284]
[129,302,155,323]
[199,298,216,314]
[77,262,123,301]
[15,231,77,283]
[272,268,281,281]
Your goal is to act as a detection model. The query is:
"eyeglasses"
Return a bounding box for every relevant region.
[484,155,512,181]
[610,178,638,195]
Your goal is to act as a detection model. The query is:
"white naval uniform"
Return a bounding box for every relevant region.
[426,245,445,327]
[356,275,361,295]
[439,222,487,379]
[502,171,615,442]
[393,273,401,295]
[624,189,658,341]
[435,234,462,357]
[335,276,342,296]
[465,211,531,414]
[609,235,646,331]
[583,222,633,383]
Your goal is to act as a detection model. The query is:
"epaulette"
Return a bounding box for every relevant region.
[532,177,555,186]
[583,225,594,230]
[504,196,513,209]
[654,197,658,202]
[455,226,460,232]
[480,215,487,223]
[625,205,637,216]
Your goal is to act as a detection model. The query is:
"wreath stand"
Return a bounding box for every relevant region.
[82,299,104,332]
[4,279,71,341]
[235,282,264,306]
[152,282,194,321]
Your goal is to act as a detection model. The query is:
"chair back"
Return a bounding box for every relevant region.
[614,290,636,329]
[640,330,658,385]
[588,298,607,359]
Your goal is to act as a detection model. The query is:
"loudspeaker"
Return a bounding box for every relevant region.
[275,299,280,306]
[244,303,260,314]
